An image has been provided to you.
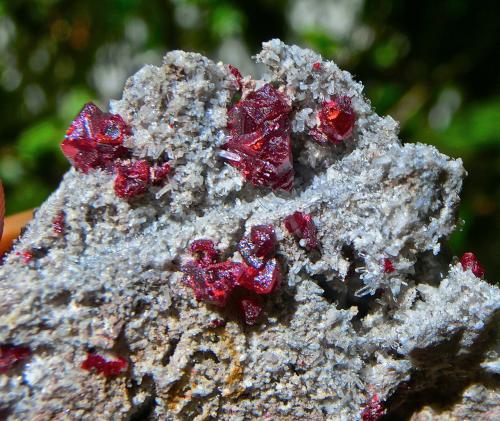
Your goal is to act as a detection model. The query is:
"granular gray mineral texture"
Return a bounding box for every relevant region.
[0,39,499,420]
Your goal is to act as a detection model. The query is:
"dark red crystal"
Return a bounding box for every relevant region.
[228,64,243,90]
[383,258,395,274]
[237,296,263,326]
[284,211,319,250]
[189,239,220,266]
[61,102,131,172]
[460,252,485,278]
[312,62,321,71]
[310,96,356,145]
[52,211,65,235]
[81,352,128,377]
[150,162,172,185]
[0,345,31,373]
[114,160,151,198]
[360,394,385,421]
[238,225,277,269]
[222,84,294,191]
[182,260,244,307]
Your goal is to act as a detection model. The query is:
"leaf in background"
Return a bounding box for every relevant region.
[16,119,63,166]
[210,4,244,38]
[438,100,500,152]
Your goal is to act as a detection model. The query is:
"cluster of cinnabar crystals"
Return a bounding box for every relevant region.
[0,345,31,373]
[182,225,281,325]
[221,84,294,191]
[460,252,485,278]
[61,103,171,199]
[284,211,319,250]
[61,103,131,173]
[360,394,386,421]
[81,352,128,377]
[310,96,356,145]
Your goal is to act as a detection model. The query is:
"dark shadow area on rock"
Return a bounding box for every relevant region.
[383,312,500,420]
[128,374,157,421]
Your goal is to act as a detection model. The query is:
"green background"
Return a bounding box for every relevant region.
[0,0,498,280]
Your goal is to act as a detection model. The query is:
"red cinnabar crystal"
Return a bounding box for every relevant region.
[460,252,485,278]
[81,352,128,377]
[310,96,356,145]
[182,260,243,307]
[114,160,151,198]
[312,62,321,70]
[189,239,220,266]
[284,211,319,250]
[237,296,263,326]
[18,250,34,264]
[238,225,277,269]
[52,211,65,235]
[383,258,395,274]
[360,394,385,421]
[222,84,294,191]
[228,64,243,90]
[0,345,31,373]
[61,103,131,172]
[150,162,172,185]
[247,258,282,294]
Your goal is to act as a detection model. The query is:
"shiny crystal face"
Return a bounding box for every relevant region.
[460,252,485,278]
[310,96,356,145]
[222,84,294,191]
[61,102,131,173]
[284,211,319,250]
[238,224,277,269]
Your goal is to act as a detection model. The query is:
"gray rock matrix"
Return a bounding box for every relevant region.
[0,40,499,420]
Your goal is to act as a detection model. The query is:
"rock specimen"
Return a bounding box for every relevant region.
[0,40,498,420]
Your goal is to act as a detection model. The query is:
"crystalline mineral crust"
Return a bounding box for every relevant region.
[0,40,498,420]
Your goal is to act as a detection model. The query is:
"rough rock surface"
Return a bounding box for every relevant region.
[0,40,498,420]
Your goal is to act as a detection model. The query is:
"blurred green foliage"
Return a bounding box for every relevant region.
[0,0,498,279]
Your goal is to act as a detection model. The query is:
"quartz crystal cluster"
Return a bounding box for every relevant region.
[0,40,498,420]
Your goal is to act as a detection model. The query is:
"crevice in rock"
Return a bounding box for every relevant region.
[128,374,156,421]
[411,248,452,287]
[312,245,384,321]
[161,337,180,366]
